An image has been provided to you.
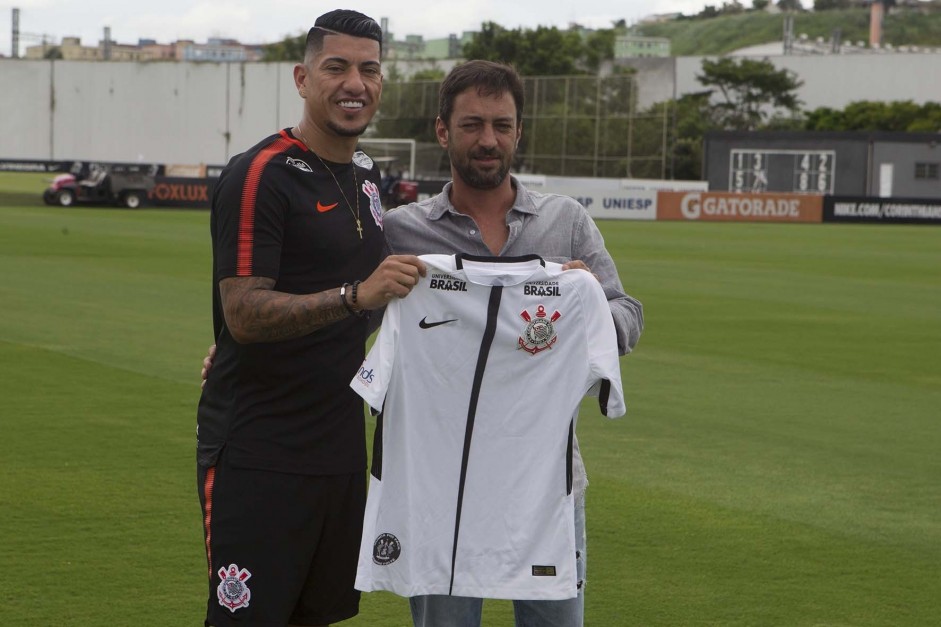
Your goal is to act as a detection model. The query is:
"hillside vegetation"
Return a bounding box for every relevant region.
[636,8,941,56]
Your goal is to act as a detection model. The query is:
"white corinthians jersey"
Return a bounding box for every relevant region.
[350,254,626,600]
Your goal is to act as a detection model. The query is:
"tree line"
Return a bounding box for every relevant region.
[263,18,940,180]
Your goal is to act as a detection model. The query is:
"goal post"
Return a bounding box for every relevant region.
[358,138,416,179]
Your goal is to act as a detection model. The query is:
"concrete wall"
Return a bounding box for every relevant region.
[2,54,940,166]
[0,59,301,165]
[618,52,941,111]
[871,140,941,197]
[0,60,54,160]
[675,53,941,110]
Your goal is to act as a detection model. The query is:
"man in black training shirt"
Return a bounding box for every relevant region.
[196,10,424,626]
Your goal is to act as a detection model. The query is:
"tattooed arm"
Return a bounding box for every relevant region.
[220,276,350,343]
[220,254,427,344]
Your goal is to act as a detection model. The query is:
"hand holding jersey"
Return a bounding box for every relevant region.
[355,254,427,309]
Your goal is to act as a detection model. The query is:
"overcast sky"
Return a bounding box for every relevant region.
[1,0,711,56]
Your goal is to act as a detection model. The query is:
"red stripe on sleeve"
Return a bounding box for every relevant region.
[236,135,296,275]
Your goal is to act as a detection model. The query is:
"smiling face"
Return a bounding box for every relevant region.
[437,88,521,190]
[295,31,382,141]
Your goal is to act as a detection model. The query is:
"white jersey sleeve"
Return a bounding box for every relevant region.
[350,295,399,413]
[571,268,626,418]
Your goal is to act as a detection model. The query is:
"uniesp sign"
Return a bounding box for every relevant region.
[515,174,660,221]
[584,191,657,221]
[657,191,823,223]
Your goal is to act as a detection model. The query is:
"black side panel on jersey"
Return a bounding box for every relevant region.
[598,379,611,416]
[566,419,574,496]
[371,412,384,481]
[448,285,503,596]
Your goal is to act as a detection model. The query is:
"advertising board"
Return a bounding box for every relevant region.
[657,191,823,223]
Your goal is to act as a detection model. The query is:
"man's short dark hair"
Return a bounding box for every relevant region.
[438,60,525,127]
[305,9,383,61]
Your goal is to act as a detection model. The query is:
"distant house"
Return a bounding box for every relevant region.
[175,38,263,62]
[24,36,263,62]
[385,31,475,60]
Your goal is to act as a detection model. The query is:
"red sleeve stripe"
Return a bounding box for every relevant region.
[236,134,296,275]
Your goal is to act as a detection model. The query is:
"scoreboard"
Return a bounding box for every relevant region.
[730,149,836,194]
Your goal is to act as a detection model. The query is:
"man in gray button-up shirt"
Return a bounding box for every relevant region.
[384,60,643,627]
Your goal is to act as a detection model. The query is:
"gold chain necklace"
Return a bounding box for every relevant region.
[296,126,363,239]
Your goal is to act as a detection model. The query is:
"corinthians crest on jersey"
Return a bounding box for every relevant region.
[518,305,562,354]
[373,532,402,565]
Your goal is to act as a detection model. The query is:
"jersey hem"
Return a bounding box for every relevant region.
[355,581,578,601]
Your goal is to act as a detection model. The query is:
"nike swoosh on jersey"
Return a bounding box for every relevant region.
[418,317,458,329]
[316,201,339,212]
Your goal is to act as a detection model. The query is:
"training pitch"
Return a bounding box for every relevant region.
[1,172,939,625]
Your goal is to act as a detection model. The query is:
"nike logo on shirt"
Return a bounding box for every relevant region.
[317,201,339,213]
[419,317,458,329]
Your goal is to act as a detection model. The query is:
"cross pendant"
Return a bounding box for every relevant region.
[355,219,363,239]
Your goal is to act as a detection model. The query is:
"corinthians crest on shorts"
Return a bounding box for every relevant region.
[217,563,252,613]
[518,305,562,354]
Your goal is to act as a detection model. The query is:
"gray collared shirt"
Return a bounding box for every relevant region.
[381,176,645,496]
[383,176,643,353]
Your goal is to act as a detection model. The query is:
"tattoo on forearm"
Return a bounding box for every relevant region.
[220,277,350,342]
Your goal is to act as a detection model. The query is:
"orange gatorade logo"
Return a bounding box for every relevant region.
[658,191,822,223]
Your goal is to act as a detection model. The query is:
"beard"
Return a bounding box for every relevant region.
[449,146,512,190]
[327,120,369,138]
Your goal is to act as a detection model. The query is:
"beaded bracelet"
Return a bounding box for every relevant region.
[351,280,362,310]
[339,283,357,316]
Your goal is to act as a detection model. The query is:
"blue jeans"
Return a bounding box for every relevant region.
[409,496,587,627]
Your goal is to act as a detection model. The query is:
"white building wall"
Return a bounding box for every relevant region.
[224,62,294,162]
[1,54,940,166]
[675,53,941,110]
[49,62,230,164]
[0,60,54,160]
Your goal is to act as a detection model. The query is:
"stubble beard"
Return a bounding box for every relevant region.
[327,120,369,138]
[450,147,512,190]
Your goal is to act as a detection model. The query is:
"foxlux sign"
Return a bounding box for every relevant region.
[146,177,214,207]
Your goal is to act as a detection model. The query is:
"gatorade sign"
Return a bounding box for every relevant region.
[658,191,822,223]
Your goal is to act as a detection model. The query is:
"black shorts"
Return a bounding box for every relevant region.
[197,451,366,626]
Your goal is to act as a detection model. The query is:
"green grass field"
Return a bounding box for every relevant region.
[1,172,939,625]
